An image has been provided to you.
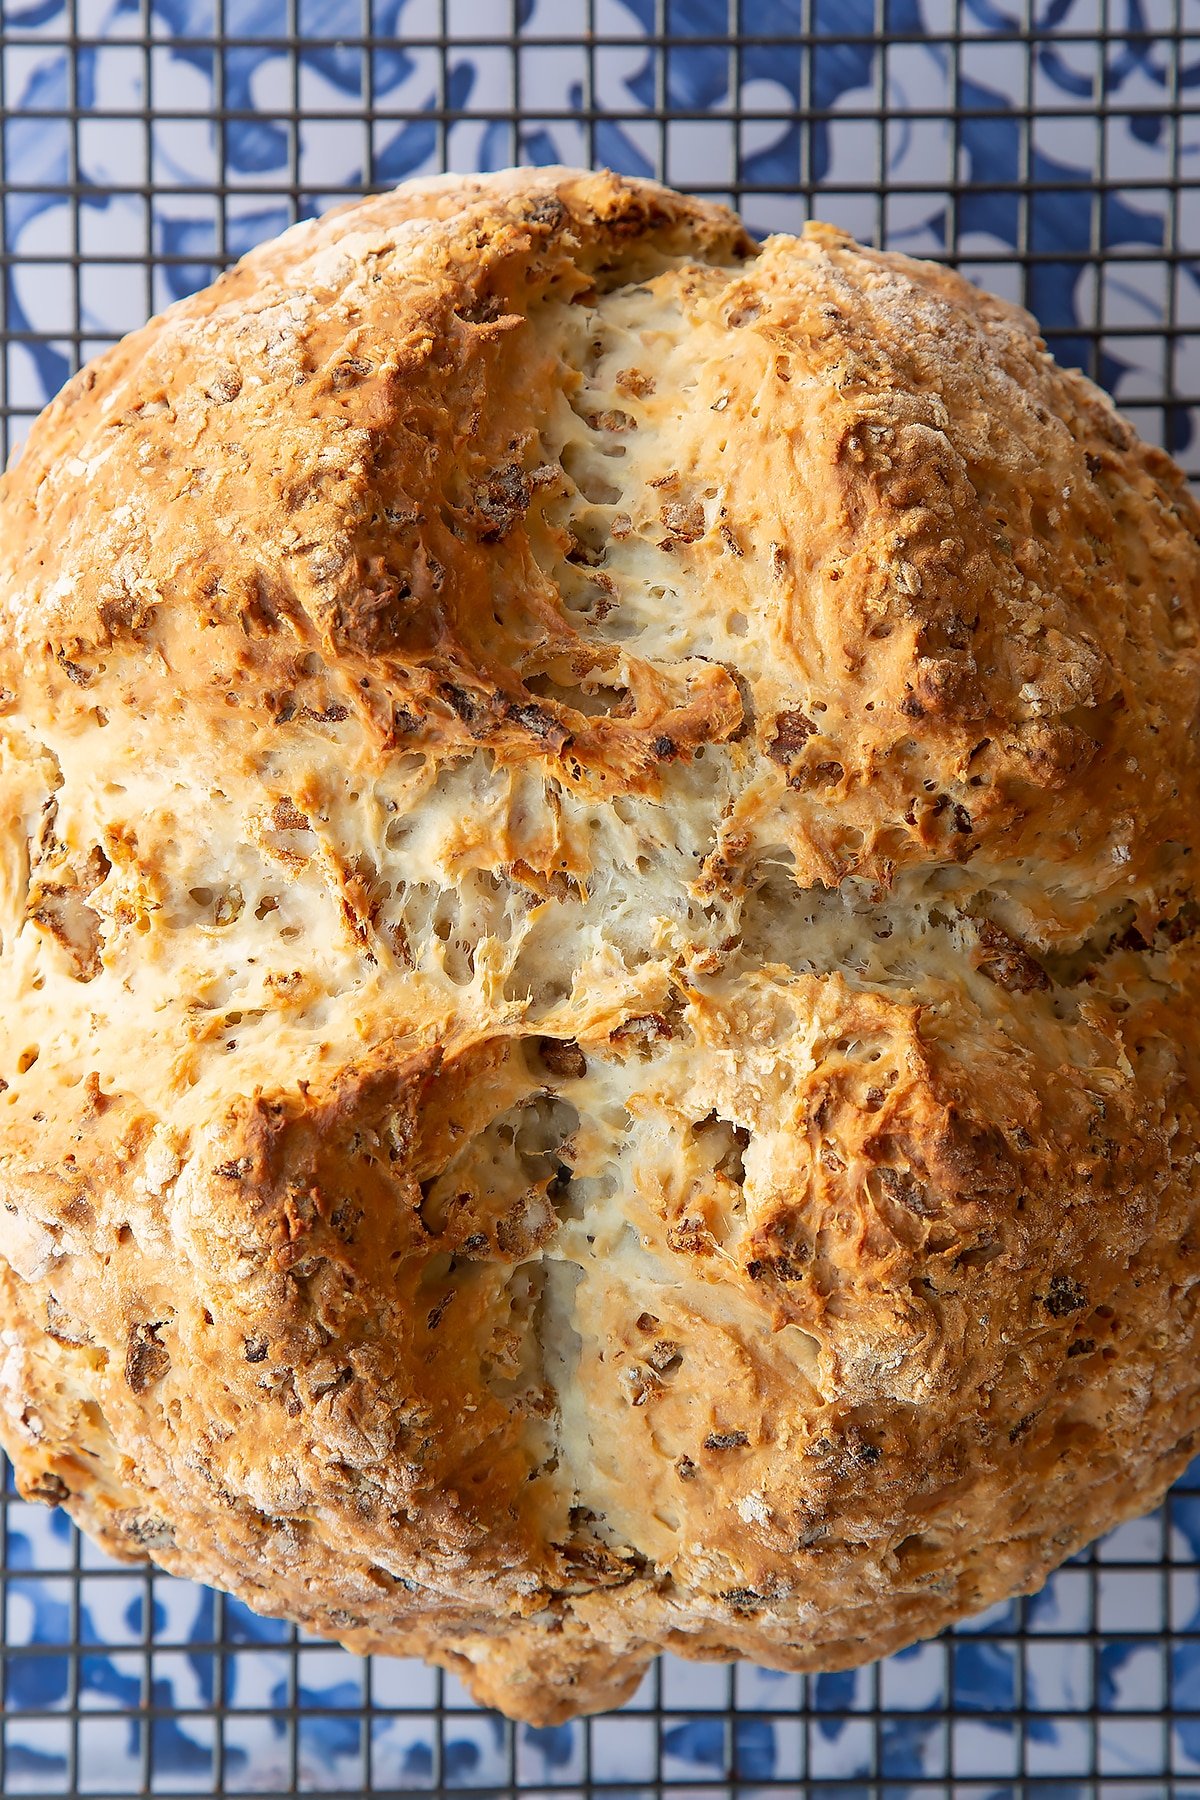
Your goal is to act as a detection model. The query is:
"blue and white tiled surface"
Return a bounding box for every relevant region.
[5,2,1200,1792]
[6,0,1200,471]
[4,0,1200,462]
[10,1460,1200,1791]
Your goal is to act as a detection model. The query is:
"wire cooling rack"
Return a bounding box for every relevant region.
[5,2,1200,1795]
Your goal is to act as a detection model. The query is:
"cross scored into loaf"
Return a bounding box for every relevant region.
[1,168,1199,1723]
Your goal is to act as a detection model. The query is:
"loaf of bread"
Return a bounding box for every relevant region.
[2,167,1199,1724]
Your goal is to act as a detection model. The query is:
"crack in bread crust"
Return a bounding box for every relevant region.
[2,167,1200,1723]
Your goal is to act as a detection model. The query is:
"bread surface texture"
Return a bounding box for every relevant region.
[2,166,1200,1724]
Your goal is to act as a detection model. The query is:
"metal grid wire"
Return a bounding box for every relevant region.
[4,2,1200,1795]
[8,1457,1200,1796]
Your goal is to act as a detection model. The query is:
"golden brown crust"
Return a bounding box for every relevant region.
[2,167,1200,1723]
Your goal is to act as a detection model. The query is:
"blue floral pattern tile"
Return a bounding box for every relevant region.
[3,1,1200,1791]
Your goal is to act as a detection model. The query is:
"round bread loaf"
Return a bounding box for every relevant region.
[2,167,1200,1724]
